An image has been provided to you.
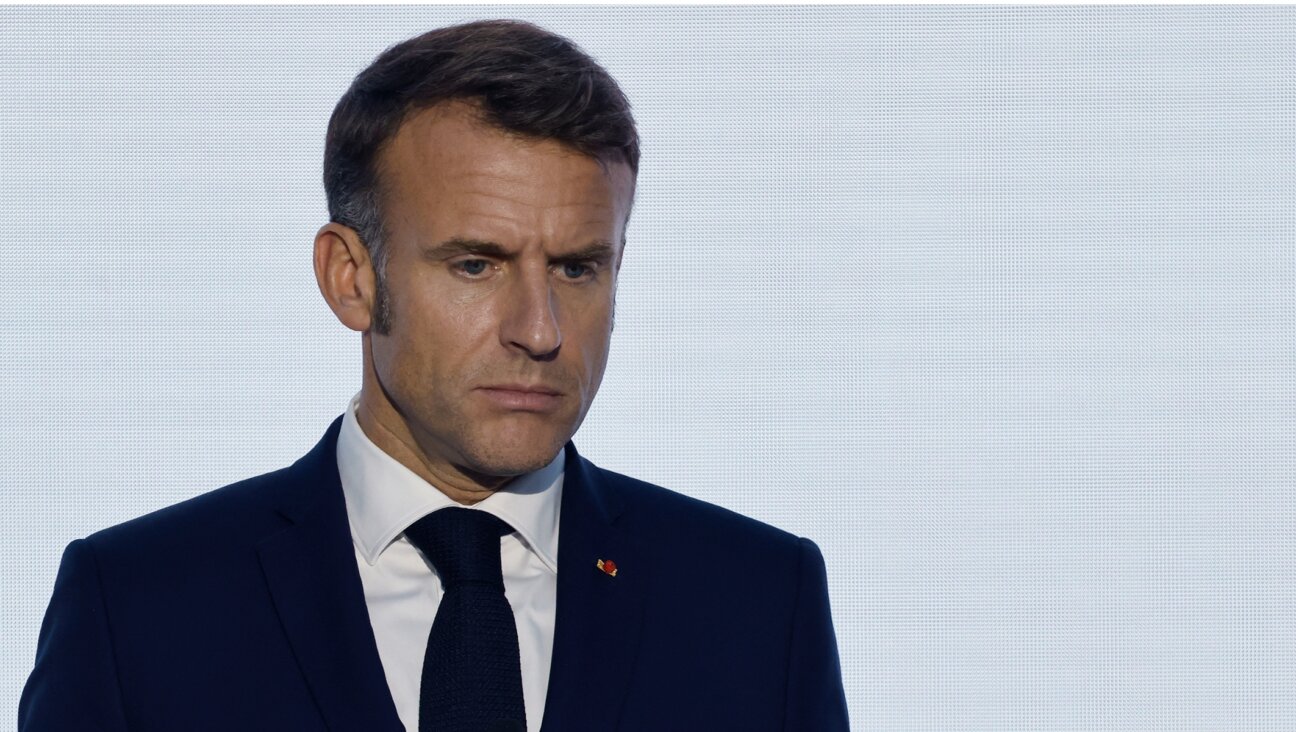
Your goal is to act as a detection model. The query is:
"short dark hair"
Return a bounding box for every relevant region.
[323,19,640,334]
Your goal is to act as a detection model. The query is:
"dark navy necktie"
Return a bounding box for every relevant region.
[405,507,527,732]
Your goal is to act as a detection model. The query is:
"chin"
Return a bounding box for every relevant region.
[460,439,565,478]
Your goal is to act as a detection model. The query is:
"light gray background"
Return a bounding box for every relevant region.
[3,6,1293,730]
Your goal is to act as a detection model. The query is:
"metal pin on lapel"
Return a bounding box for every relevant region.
[596,558,618,577]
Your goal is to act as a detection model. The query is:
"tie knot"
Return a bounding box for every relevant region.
[405,507,514,589]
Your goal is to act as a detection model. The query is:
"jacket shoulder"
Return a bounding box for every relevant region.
[590,462,805,556]
[84,416,344,558]
[83,464,299,558]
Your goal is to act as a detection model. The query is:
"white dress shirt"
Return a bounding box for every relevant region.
[336,392,563,732]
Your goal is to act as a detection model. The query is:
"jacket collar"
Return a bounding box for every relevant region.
[335,392,564,572]
[255,415,405,731]
[255,416,647,731]
[539,442,648,730]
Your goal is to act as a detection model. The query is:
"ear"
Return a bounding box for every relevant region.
[313,222,376,333]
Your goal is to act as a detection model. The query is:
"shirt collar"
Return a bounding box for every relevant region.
[336,392,563,571]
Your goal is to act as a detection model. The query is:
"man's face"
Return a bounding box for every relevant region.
[366,102,633,480]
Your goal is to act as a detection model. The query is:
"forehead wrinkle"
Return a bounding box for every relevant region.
[439,169,618,213]
[445,187,619,241]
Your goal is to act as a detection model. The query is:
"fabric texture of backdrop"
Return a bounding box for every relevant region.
[2,6,1293,729]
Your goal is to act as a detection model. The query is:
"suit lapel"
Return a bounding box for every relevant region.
[256,417,404,732]
[253,421,645,730]
[540,444,648,730]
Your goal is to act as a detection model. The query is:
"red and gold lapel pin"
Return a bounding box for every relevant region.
[596,558,618,577]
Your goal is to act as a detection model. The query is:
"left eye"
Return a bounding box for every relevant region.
[561,263,590,279]
[456,259,490,276]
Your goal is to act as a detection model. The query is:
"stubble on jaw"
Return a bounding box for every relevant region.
[356,338,576,503]
[355,343,514,503]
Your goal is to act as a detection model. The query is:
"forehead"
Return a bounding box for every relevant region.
[377,102,634,244]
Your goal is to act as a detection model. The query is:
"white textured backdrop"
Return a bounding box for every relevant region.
[3,6,1294,730]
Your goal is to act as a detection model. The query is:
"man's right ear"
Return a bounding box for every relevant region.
[313,223,376,333]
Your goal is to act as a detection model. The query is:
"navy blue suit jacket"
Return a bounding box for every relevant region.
[20,416,849,730]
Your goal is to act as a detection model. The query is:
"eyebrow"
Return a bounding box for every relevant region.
[422,237,617,263]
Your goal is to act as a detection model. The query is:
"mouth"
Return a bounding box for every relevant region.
[475,384,565,412]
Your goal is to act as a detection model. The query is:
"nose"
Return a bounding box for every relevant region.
[499,266,562,360]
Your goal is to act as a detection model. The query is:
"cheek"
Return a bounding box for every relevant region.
[404,271,506,331]
[390,290,500,379]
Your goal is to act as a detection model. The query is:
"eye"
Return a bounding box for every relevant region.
[560,262,593,280]
[454,259,491,277]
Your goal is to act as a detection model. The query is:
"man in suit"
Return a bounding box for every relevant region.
[20,19,849,731]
